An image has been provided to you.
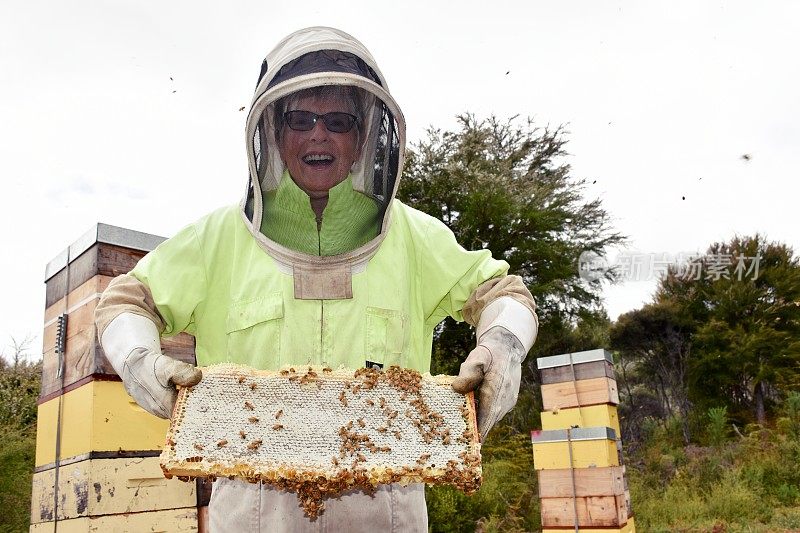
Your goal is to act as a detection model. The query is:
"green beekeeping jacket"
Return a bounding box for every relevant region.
[130,177,508,373]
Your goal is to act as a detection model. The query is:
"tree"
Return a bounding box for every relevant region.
[662,236,800,424]
[0,337,41,532]
[614,235,800,434]
[610,300,694,444]
[0,336,40,429]
[397,114,624,408]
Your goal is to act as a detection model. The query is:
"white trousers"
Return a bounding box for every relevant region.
[209,479,428,532]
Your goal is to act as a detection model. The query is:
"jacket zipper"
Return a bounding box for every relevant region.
[318,217,323,364]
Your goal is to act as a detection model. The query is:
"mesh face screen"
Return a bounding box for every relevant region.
[161,364,482,517]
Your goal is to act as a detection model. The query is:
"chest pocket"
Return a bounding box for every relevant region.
[365,307,409,368]
[225,293,283,367]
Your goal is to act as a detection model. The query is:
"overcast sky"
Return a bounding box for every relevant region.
[1,1,798,358]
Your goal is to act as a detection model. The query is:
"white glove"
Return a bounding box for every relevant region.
[100,313,202,418]
[452,297,537,440]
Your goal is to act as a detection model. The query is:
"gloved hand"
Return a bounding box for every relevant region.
[100,312,202,418]
[452,297,537,440]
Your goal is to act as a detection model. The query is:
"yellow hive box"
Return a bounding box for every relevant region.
[35,380,170,468]
[542,516,635,533]
[531,427,619,470]
[30,456,196,523]
[541,404,621,436]
[29,507,198,532]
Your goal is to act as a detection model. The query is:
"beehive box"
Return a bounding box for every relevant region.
[30,456,195,523]
[541,404,621,436]
[28,507,198,532]
[540,377,620,411]
[531,427,619,470]
[35,380,172,468]
[537,466,626,498]
[538,350,619,411]
[538,467,632,528]
[161,364,482,517]
[40,223,195,400]
[538,349,615,384]
[541,493,628,528]
[542,516,635,533]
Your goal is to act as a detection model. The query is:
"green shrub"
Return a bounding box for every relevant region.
[0,425,36,532]
[706,406,729,446]
[706,471,773,524]
[782,392,800,440]
[775,483,800,506]
[426,428,539,532]
[427,485,476,533]
[0,347,40,532]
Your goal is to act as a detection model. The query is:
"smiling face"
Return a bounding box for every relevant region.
[278,93,361,201]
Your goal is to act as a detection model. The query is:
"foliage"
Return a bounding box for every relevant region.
[776,391,800,440]
[629,392,800,531]
[610,299,694,443]
[0,424,37,532]
[613,235,800,444]
[705,406,729,447]
[399,114,623,317]
[0,339,41,429]
[0,338,40,532]
[660,235,800,424]
[426,429,539,532]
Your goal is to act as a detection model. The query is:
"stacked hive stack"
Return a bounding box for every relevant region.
[532,349,635,532]
[30,223,211,532]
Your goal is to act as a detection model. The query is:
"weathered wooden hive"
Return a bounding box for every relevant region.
[30,223,210,532]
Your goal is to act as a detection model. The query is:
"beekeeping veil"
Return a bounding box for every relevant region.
[242,27,406,300]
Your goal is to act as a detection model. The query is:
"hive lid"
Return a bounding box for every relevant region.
[44,223,165,281]
[536,349,613,370]
[530,426,617,443]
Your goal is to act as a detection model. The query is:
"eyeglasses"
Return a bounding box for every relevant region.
[283,110,358,133]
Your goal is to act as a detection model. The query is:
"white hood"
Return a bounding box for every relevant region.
[240,27,407,299]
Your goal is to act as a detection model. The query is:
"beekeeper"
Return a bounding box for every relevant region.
[95,26,538,532]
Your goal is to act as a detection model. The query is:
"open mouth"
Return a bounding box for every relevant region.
[302,154,334,167]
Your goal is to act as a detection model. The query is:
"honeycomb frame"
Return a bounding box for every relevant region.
[160,363,481,517]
